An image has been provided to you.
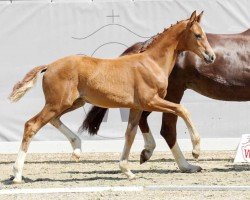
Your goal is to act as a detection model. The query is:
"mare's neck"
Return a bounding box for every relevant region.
[146,22,187,76]
[242,29,250,35]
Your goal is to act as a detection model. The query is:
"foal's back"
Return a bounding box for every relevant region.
[44,53,165,108]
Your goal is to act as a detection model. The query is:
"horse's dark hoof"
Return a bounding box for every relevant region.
[192,150,200,160]
[140,149,151,164]
[196,166,202,172]
[181,165,202,173]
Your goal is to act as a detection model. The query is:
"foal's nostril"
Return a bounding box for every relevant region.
[210,55,215,61]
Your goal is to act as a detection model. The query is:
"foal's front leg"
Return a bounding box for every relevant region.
[145,96,201,160]
[119,109,142,180]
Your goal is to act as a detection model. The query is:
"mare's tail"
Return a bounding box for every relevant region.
[9,65,47,102]
[80,106,108,135]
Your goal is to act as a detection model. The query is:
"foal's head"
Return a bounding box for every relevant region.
[180,11,215,64]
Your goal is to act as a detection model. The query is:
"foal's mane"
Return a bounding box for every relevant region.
[140,19,187,53]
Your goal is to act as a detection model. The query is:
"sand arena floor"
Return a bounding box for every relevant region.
[0,151,249,199]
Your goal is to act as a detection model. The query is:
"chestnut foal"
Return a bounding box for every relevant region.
[9,11,215,182]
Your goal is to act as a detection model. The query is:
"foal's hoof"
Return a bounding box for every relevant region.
[72,149,81,162]
[121,170,136,180]
[128,173,136,180]
[10,176,23,184]
[140,149,151,164]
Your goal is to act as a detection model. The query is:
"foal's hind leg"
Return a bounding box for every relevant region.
[119,109,142,180]
[13,75,79,183]
[50,98,85,161]
[13,104,67,183]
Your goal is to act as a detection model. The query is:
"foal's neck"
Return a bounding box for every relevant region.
[145,22,187,76]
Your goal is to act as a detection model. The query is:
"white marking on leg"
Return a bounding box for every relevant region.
[143,130,156,151]
[141,130,156,161]
[119,160,136,180]
[51,119,81,160]
[119,125,138,180]
[171,142,201,172]
[13,149,27,183]
[119,110,141,179]
[58,124,81,151]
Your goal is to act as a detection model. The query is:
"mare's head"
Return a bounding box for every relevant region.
[180,11,215,64]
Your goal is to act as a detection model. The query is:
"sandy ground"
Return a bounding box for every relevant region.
[0,151,249,199]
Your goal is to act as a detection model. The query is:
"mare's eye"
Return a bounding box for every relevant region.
[195,34,202,40]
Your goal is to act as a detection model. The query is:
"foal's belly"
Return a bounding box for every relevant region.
[79,83,139,109]
[82,92,136,108]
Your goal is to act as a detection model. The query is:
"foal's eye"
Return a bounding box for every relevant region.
[195,34,202,40]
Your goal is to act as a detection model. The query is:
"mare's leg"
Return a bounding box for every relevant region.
[153,92,201,159]
[161,113,201,172]
[163,84,200,159]
[139,111,156,164]
[160,84,201,171]
[119,109,142,180]
[139,83,200,164]
[50,98,85,161]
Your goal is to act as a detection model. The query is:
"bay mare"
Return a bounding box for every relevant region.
[9,11,215,183]
[85,29,250,166]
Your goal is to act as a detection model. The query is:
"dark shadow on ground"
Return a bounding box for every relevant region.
[210,165,250,172]
[1,168,180,185]
[0,158,233,165]
[64,169,180,175]
[2,176,126,185]
[2,165,248,185]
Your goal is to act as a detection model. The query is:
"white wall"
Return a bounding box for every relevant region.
[0,0,249,148]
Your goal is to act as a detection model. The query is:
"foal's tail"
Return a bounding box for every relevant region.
[9,65,47,102]
[80,106,108,135]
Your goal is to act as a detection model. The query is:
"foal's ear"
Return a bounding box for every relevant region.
[188,11,197,27]
[190,11,197,23]
[196,11,204,23]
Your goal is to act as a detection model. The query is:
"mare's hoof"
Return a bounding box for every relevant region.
[140,149,151,164]
[182,165,202,173]
[192,149,200,160]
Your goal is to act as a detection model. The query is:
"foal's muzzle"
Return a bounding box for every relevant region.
[203,51,216,64]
